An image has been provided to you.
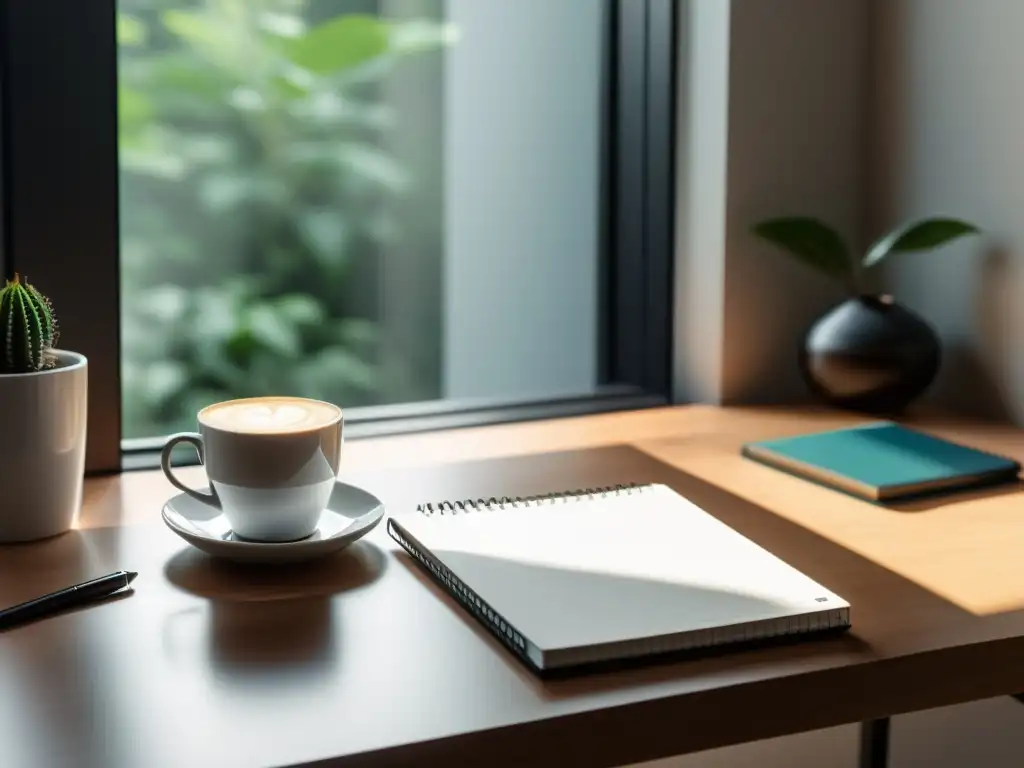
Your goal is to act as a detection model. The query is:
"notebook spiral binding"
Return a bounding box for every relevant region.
[416,482,649,516]
[391,482,651,670]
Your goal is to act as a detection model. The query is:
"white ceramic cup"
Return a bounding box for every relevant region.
[160,397,343,542]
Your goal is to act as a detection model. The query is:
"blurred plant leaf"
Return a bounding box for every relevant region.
[279,15,389,75]
[143,361,188,406]
[389,20,459,54]
[337,142,409,192]
[274,294,327,327]
[175,133,235,166]
[118,85,153,145]
[225,327,258,364]
[258,11,305,39]
[147,57,230,100]
[337,318,378,348]
[120,147,189,179]
[863,217,981,268]
[198,175,252,212]
[193,345,251,393]
[117,14,147,46]
[365,211,402,244]
[191,287,239,343]
[298,347,378,392]
[138,285,188,323]
[161,9,253,79]
[247,304,301,358]
[270,73,309,101]
[298,211,351,267]
[287,94,395,130]
[198,173,287,212]
[229,87,266,113]
[751,217,851,278]
[162,10,223,52]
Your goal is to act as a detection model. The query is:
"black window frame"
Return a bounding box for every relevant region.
[0,0,677,474]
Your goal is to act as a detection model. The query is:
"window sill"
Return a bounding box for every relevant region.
[119,388,671,473]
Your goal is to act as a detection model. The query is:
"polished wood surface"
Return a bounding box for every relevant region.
[4,406,1024,768]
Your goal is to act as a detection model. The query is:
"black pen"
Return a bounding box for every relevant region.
[0,570,138,631]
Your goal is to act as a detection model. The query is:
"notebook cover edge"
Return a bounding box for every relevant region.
[741,443,880,500]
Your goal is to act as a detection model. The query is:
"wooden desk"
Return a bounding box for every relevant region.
[3,405,1024,768]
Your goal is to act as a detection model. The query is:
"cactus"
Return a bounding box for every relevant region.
[0,274,59,373]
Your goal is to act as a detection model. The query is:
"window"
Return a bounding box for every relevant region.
[1,0,676,472]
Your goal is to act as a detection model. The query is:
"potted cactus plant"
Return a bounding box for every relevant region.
[0,275,87,542]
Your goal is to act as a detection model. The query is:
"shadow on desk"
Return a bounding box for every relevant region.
[886,479,1024,512]
[161,542,386,680]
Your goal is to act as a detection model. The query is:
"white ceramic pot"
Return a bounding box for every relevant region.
[0,350,87,542]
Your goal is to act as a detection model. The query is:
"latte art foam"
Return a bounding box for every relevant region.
[200,397,340,434]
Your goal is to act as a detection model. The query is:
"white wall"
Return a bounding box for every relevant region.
[674,0,867,405]
[673,0,730,403]
[872,0,1024,422]
[443,0,601,401]
[720,0,867,403]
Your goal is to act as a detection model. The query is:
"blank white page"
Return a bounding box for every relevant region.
[394,485,848,653]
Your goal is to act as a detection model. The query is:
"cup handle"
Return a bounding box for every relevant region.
[160,433,220,508]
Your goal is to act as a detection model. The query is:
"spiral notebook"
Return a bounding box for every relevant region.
[387,483,850,673]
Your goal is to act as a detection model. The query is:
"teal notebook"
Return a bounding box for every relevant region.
[742,422,1020,501]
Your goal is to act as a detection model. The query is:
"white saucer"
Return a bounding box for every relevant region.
[161,481,384,564]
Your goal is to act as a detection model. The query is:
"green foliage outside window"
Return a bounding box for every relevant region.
[118,0,452,438]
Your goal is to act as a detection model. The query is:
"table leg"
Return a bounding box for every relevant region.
[859,717,890,768]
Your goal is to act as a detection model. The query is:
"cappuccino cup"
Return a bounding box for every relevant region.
[160,397,343,542]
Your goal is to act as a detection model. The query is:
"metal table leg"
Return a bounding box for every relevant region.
[859,717,890,768]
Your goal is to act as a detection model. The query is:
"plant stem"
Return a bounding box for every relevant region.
[846,254,864,296]
[846,270,862,296]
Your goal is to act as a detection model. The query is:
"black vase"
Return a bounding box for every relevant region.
[798,295,940,413]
